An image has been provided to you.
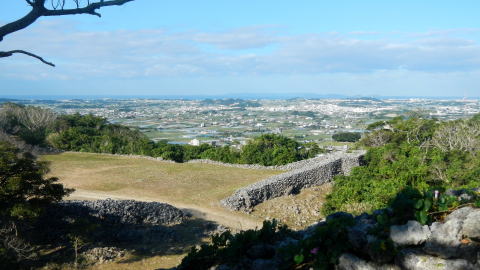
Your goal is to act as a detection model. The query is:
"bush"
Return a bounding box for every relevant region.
[332,132,361,142]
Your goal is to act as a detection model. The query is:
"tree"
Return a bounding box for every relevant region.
[0,0,135,66]
[332,132,362,142]
[0,141,72,265]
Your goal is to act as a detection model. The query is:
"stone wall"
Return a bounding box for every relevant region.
[49,199,185,226]
[221,151,365,211]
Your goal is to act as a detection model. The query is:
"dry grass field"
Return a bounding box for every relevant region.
[40,152,285,269]
[42,152,284,229]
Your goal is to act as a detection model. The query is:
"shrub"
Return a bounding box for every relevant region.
[332,132,361,142]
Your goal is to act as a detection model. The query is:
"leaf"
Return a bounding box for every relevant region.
[423,199,432,211]
[416,210,428,225]
[439,196,446,204]
[294,254,304,265]
[414,199,424,210]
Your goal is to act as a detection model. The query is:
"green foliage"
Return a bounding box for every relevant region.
[332,132,362,142]
[0,142,72,221]
[291,215,355,270]
[49,113,154,155]
[323,116,480,216]
[240,134,322,166]
[0,142,72,266]
[178,220,291,270]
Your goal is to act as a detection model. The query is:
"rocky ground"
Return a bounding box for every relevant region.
[251,184,332,229]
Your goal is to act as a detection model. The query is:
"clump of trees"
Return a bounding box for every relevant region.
[240,134,322,166]
[332,132,362,142]
[323,114,480,215]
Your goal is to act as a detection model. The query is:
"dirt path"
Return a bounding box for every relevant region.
[67,189,262,231]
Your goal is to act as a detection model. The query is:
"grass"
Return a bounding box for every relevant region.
[42,152,282,207]
[40,152,285,269]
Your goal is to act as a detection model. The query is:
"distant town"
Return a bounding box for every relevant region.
[8,97,480,147]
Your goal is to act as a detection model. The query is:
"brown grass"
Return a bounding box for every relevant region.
[42,152,282,209]
[40,152,285,270]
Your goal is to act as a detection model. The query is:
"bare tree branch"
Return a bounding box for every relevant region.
[0,0,134,42]
[0,50,55,66]
[43,0,135,18]
[0,0,134,66]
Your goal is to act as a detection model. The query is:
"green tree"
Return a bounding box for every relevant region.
[0,142,72,265]
[332,132,362,142]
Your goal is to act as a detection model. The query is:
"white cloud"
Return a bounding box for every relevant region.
[1,20,480,81]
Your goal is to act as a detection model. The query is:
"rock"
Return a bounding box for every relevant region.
[337,253,400,270]
[445,189,475,202]
[251,259,278,270]
[348,215,376,251]
[246,244,275,259]
[390,220,431,246]
[424,219,462,258]
[396,248,477,270]
[462,209,480,241]
[445,207,475,222]
[83,247,126,264]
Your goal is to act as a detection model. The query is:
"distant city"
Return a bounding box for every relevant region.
[3,97,479,147]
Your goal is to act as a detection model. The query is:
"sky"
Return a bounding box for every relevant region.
[1,0,480,98]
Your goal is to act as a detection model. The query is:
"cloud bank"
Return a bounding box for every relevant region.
[0,20,479,96]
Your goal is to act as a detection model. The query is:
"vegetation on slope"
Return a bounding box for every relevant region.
[0,103,323,166]
[323,115,480,215]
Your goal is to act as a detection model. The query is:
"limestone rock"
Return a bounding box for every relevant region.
[221,151,365,211]
[348,215,376,251]
[390,220,431,246]
[83,247,126,264]
[396,249,477,270]
[445,207,475,222]
[424,219,462,258]
[462,209,480,241]
[337,253,400,270]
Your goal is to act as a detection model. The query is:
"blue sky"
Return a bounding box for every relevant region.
[1,0,480,97]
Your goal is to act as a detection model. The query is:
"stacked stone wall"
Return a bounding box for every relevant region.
[221,151,365,211]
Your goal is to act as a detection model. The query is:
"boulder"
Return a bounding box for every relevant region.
[462,209,480,241]
[348,215,376,251]
[390,220,431,246]
[396,248,477,270]
[424,219,462,258]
